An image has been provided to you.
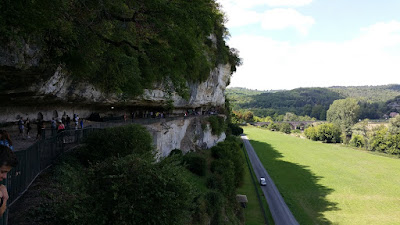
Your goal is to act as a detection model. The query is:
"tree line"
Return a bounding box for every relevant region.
[303,98,400,156]
[227,85,400,121]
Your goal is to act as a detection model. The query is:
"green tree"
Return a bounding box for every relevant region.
[317,123,342,143]
[267,122,280,131]
[370,125,389,152]
[280,123,292,134]
[388,114,400,134]
[243,111,254,122]
[304,126,318,141]
[349,134,365,148]
[304,123,341,143]
[283,112,298,121]
[327,98,360,135]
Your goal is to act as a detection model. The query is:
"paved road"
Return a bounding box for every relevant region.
[241,135,299,225]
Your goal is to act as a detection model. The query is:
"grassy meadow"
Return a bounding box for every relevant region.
[244,126,400,225]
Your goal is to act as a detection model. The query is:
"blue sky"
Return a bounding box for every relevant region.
[218,0,400,90]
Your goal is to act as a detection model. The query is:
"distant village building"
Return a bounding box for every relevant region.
[390,112,399,118]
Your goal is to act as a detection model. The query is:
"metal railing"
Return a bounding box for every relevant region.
[1,114,212,224]
[1,127,99,225]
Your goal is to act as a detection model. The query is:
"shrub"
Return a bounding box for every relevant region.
[51,155,92,224]
[78,156,195,225]
[228,123,243,136]
[210,139,244,187]
[169,148,183,157]
[349,134,365,148]
[387,134,400,155]
[183,153,207,176]
[206,174,226,192]
[317,123,342,143]
[204,191,224,225]
[291,129,301,134]
[79,124,153,163]
[207,116,226,136]
[304,126,318,141]
[304,123,341,143]
[370,125,389,152]
[267,122,280,131]
[280,123,292,134]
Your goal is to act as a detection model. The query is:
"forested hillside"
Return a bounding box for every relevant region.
[0,0,240,97]
[328,85,400,102]
[227,88,343,120]
[228,85,400,120]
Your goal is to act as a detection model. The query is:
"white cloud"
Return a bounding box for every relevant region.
[264,0,313,7]
[227,21,400,90]
[218,0,312,9]
[223,5,263,27]
[218,0,315,35]
[261,9,315,35]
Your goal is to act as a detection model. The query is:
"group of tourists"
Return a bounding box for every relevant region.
[17,118,45,140]
[51,114,84,134]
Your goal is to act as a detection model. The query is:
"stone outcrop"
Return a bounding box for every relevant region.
[145,116,226,157]
[1,37,231,110]
[29,63,231,109]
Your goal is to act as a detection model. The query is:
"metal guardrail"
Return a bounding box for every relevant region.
[0,127,104,224]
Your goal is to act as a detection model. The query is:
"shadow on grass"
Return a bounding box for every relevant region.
[249,139,339,225]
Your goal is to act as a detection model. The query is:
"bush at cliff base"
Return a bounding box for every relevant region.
[211,136,245,187]
[78,124,154,163]
[207,116,226,136]
[41,124,245,225]
[52,155,195,225]
[228,123,244,136]
[183,153,207,176]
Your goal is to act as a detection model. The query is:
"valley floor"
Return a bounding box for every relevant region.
[244,126,400,225]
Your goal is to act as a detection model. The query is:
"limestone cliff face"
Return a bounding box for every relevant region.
[1,38,231,110]
[145,116,226,157]
[30,63,231,109]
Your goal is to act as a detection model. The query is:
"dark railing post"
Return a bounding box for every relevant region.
[61,132,64,153]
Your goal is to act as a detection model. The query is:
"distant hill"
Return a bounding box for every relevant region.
[227,85,400,120]
[328,84,400,103]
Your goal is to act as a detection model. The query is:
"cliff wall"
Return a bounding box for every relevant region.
[145,116,225,157]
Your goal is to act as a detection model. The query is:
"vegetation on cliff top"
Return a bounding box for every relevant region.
[0,0,241,97]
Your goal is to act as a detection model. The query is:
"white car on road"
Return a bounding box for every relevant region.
[260,177,267,186]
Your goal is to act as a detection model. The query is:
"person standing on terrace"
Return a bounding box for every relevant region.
[0,145,18,217]
[0,131,13,151]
